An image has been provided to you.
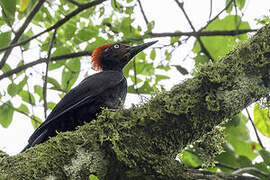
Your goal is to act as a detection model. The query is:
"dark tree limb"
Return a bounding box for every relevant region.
[0,51,91,81]
[150,29,257,37]
[0,23,269,180]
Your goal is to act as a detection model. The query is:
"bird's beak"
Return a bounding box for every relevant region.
[121,40,158,66]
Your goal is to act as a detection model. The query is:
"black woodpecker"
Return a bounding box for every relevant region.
[21,41,158,152]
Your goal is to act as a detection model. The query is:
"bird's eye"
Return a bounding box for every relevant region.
[114,44,120,49]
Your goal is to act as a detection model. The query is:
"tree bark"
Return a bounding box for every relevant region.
[0,24,269,180]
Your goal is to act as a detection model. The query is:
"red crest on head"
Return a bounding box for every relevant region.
[91,44,112,71]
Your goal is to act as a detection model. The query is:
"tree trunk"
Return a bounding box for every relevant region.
[0,24,269,180]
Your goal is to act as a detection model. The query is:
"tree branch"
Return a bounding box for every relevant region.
[43,29,57,118]
[0,0,46,70]
[233,167,270,179]
[137,0,149,26]
[0,51,91,81]
[0,28,257,81]
[245,108,265,149]
[201,0,234,31]
[66,0,82,7]
[174,0,214,60]
[0,0,107,54]
[150,29,257,37]
[0,23,269,180]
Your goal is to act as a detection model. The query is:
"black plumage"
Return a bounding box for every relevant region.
[22,41,157,152]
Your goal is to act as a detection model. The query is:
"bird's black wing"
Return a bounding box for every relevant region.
[28,71,124,144]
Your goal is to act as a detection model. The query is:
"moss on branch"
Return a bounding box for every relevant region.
[0,24,269,179]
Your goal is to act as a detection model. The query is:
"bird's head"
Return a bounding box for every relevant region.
[91,41,158,71]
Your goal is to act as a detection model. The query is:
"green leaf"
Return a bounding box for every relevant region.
[195,53,209,65]
[77,29,95,42]
[224,113,259,160]
[0,31,11,49]
[132,80,153,94]
[19,90,35,105]
[19,0,30,12]
[48,60,65,71]
[47,77,62,91]
[165,50,171,61]
[7,83,18,97]
[254,103,270,137]
[0,101,14,128]
[63,23,76,40]
[193,15,250,62]
[226,0,233,13]
[238,155,252,167]
[1,63,11,73]
[236,0,246,10]
[216,144,240,171]
[150,49,156,60]
[52,46,70,57]
[66,59,81,72]
[181,150,202,168]
[17,76,28,91]
[0,0,16,24]
[135,61,154,76]
[111,0,123,13]
[259,150,270,165]
[18,104,29,114]
[7,77,27,97]
[174,65,189,75]
[254,162,270,175]
[34,85,43,102]
[31,115,42,130]
[130,75,143,84]
[61,67,79,91]
[156,74,170,81]
[89,174,99,180]
[48,102,56,110]
[170,35,180,44]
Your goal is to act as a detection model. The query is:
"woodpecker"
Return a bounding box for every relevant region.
[21,41,157,152]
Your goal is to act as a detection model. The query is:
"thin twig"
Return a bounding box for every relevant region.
[132,58,140,95]
[66,0,82,6]
[19,43,38,126]
[174,0,214,60]
[137,0,149,25]
[150,29,257,37]
[0,51,91,81]
[200,0,234,31]
[233,167,270,179]
[0,0,107,54]
[208,0,213,21]
[0,0,46,70]
[43,29,57,119]
[245,108,265,149]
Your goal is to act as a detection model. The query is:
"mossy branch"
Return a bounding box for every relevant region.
[0,24,269,179]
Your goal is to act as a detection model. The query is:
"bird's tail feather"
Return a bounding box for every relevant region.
[21,129,49,153]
